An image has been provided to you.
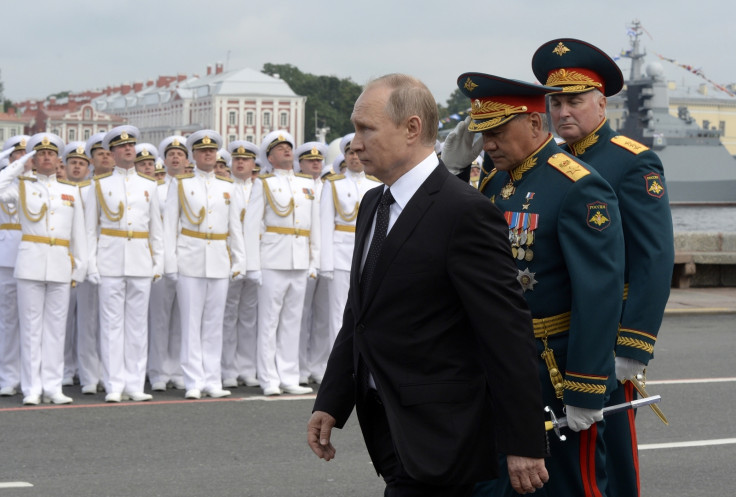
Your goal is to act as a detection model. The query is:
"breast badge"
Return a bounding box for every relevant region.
[587,201,610,231]
[517,268,537,292]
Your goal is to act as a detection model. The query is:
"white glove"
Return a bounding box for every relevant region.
[246,270,262,286]
[615,356,646,382]
[320,270,333,280]
[231,272,244,282]
[308,267,318,279]
[152,274,162,284]
[565,405,603,432]
[440,116,484,175]
[87,273,101,285]
[165,272,178,283]
[19,151,36,171]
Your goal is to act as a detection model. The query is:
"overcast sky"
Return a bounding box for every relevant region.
[2,0,733,106]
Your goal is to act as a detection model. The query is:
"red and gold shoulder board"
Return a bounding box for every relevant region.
[547,154,590,182]
[611,135,649,155]
[479,168,499,193]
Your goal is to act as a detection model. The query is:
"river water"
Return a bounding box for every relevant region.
[671,205,736,233]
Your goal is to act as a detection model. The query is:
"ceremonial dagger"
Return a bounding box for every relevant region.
[545,394,662,441]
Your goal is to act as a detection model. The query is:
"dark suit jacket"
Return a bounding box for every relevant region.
[313,163,546,485]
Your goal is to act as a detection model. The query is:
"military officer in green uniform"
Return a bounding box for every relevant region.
[532,38,674,497]
[456,73,625,496]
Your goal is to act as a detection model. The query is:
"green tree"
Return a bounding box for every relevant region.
[262,63,363,143]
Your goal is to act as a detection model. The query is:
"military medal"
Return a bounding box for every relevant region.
[517,268,537,292]
[524,248,534,261]
[517,247,525,260]
[500,180,515,200]
[512,247,518,258]
[520,231,527,245]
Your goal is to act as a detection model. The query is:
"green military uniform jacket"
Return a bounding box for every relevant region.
[480,135,625,409]
[563,120,674,365]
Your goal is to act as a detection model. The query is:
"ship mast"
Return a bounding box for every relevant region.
[626,20,646,81]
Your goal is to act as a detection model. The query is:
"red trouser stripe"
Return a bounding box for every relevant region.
[625,381,641,497]
[579,424,603,497]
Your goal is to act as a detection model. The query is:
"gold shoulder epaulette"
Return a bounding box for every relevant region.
[479,168,498,193]
[19,176,37,182]
[610,135,649,155]
[175,173,194,180]
[215,175,234,183]
[547,153,590,182]
[258,173,274,179]
[93,171,113,180]
[137,173,157,182]
[326,174,345,182]
[295,173,313,179]
[366,175,381,182]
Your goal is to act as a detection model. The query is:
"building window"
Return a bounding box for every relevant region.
[0,129,4,140]
[229,111,237,126]
[263,112,271,127]
[703,119,710,130]
[246,135,254,143]
[246,111,254,126]
[84,108,92,120]
[68,128,76,141]
[52,128,60,136]
[719,121,726,135]
[229,134,237,143]
[84,129,91,140]
[10,128,16,136]
[280,111,288,127]
[98,128,106,133]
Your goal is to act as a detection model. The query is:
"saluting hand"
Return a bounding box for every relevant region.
[307,411,337,461]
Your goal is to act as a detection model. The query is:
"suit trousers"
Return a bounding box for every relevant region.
[298,275,330,382]
[75,280,101,388]
[99,276,152,394]
[221,278,259,382]
[177,275,228,392]
[148,275,182,385]
[364,391,474,497]
[17,278,70,398]
[64,286,79,380]
[257,269,307,390]
[0,267,20,390]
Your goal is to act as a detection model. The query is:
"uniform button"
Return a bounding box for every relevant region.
[208,226,213,229]
[50,227,55,231]
[50,211,54,215]
[128,222,132,226]
[295,220,300,224]
[208,210,212,214]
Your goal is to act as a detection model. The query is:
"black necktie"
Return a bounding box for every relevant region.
[360,188,394,296]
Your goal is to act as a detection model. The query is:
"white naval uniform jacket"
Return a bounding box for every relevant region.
[0,194,21,268]
[0,160,87,283]
[163,168,245,279]
[244,169,319,271]
[320,171,381,272]
[85,167,164,278]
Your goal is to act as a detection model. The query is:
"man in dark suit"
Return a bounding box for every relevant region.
[307,73,549,496]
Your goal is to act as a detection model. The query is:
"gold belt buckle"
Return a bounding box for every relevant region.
[49,237,56,246]
[206,233,212,240]
[127,230,133,240]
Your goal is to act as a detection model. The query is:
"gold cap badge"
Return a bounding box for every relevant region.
[121,131,129,140]
[203,136,211,144]
[552,42,570,56]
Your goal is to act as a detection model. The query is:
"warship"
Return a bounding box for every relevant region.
[612,20,736,203]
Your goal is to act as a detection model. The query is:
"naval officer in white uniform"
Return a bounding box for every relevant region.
[0,133,88,405]
[85,125,164,403]
[163,130,245,399]
[243,130,318,396]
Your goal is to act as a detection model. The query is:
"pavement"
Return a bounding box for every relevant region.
[664,286,736,315]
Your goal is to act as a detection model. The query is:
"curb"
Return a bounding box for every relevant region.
[664,308,736,316]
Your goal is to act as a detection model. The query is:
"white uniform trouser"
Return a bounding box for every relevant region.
[76,280,101,388]
[325,269,351,367]
[177,276,228,392]
[257,269,307,390]
[148,275,182,385]
[17,279,70,398]
[99,276,152,394]
[0,267,20,390]
[64,287,79,380]
[299,275,330,381]
[221,278,258,381]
